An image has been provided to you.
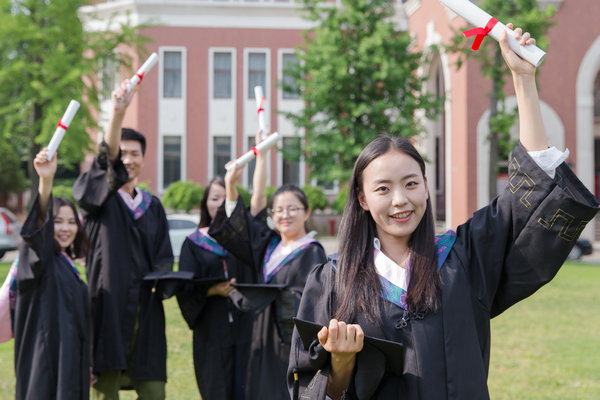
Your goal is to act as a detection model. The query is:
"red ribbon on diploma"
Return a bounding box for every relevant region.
[463,18,498,50]
[250,147,259,156]
[56,119,68,131]
[257,96,265,114]
[136,72,144,85]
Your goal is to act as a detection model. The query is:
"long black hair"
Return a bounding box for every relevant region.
[199,176,226,228]
[52,197,89,260]
[335,135,439,324]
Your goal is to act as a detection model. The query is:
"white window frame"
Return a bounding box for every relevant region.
[208,47,237,180]
[158,46,187,193]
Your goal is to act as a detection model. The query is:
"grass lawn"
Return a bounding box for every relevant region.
[0,261,598,399]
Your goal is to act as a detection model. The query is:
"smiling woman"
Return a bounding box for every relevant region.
[288,26,600,400]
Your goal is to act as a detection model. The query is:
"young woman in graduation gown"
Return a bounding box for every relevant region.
[288,27,600,400]
[176,176,254,399]
[14,148,90,399]
[209,131,328,400]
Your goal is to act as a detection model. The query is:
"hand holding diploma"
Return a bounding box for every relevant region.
[125,52,159,93]
[225,131,281,171]
[46,100,80,161]
[439,0,546,66]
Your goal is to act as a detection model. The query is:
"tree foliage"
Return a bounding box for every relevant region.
[162,181,204,212]
[301,185,328,211]
[0,0,149,195]
[447,0,555,198]
[283,0,440,185]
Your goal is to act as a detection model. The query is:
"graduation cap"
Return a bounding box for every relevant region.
[229,282,287,312]
[143,270,228,299]
[293,317,404,376]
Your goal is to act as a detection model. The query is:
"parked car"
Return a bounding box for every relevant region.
[167,213,200,258]
[0,207,22,260]
[567,238,593,260]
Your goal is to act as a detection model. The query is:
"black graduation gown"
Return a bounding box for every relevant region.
[14,195,89,400]
[209,200,328,400]
[288,143,600,400]
[176,232,255,399]
[73,142,174,382]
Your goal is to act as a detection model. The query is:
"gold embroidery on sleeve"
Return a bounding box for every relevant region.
[508,157,536,208]
[538,208,588,242]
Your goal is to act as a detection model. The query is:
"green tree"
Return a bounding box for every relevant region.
[162,181,204,213]
[448,0,554,199]
[283,0,439,185]
[301,185,328,211]
[0,0,149,195]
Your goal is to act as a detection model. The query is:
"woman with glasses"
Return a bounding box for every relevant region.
[209,130,328,400]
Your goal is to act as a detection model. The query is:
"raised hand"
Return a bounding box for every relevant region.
[112,79,136,114]
[34,148,58,181]
[500,23,537,77]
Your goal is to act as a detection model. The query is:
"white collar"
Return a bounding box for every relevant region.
[373,237,409,290]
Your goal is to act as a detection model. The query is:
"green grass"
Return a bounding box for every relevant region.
[1,262,599,399]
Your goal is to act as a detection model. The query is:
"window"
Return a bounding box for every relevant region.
[163,136,182,188]
[213,136,232,176]
[595,72,600,118]
[214,52,232,99]
[99,55,119,101]
[282,53,300,99]
[245,137,258,189]
[163,51,182,98]
[248,53,266,99]
[282,137,301,185]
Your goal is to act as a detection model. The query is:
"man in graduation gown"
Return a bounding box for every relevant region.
[74,81,173,399]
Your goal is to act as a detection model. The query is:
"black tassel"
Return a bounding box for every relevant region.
[293,367,299,400]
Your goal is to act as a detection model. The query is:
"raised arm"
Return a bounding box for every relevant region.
[33,148,57,226]
[251,129,268,216]
[501,24,547,152]
[105,80,136,162]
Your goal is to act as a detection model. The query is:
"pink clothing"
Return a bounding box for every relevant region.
[118,187,142,211]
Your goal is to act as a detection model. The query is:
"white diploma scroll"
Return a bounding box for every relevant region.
[439,0,546,67]
[225,132,281,171]
[46,100,81,160]
[254,86,267,132]
[126,52,159,92]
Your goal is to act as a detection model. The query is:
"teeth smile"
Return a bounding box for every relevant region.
[392,211,411,218]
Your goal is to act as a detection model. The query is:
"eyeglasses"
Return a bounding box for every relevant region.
[268,206,306,217]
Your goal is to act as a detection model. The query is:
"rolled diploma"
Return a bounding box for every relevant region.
[254,86,267,132]
[226,131,281,171]
[126,52,159,92]
[46,100,81,160]
[439,0,546,67]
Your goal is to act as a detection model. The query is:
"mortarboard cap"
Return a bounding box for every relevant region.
[144,270,228,299]
[229,282,287,312]
[293,317,404,376]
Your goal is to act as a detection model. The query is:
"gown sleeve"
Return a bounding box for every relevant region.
[176,239,207,329]
[18,194,57,280]
[151,199,174,272]
[209,197,273,272]
[72,141,129,217]
[452,142,599,317]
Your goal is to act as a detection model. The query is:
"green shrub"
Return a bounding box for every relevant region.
[332,186,349,214]
[266,186,277,205]
[52,185,75,204]
[301,185,328,211]
[236,184,251,206]
[162,181,204,212]
[136,181,154,195]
